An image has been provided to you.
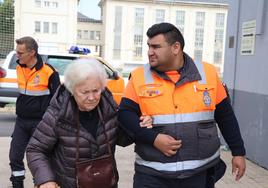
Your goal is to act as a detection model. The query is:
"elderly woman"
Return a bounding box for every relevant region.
[26,59,151,188]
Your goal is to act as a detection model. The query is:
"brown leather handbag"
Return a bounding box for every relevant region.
[75,107,118,188]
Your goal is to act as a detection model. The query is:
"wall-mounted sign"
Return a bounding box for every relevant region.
[240,20,256,55]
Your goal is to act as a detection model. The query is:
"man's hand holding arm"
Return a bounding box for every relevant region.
[118,98,182,157]
[153,134,182,157]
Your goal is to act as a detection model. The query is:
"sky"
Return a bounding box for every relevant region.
[78,0,101,20]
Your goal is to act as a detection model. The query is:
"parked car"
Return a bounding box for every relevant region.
[0,66,6,78]
[0,50,125,107]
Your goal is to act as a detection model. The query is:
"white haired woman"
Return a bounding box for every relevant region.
[26,58,152,188]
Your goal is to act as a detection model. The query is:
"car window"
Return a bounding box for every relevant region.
[45,55,116,79]
[45,55,77,75]
[9,54,18,70]
[100,62,114,79]
[8,53,117,80]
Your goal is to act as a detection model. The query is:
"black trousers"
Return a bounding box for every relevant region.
[133,170,207,188]
[9,116,40,181]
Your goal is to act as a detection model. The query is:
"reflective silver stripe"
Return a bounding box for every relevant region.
[12,170,25,177]
[194,60,207,84]
[19,89,50,96]
[135,149,220,172]
[152,111,214,124]
[143,63,154,84]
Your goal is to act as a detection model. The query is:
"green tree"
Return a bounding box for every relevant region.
[0,0,14,58]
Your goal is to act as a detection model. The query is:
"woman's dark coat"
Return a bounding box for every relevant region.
[26,85,127,188]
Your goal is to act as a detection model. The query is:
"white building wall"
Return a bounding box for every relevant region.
[100,0,228,74]
[77,21,103,56]
[15,0,78,53]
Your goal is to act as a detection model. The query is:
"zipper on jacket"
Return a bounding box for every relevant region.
[22,68,38,94]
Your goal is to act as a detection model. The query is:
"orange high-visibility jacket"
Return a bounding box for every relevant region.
[124,57,227,178]
[15,56,60,119]
[16,63,54,96]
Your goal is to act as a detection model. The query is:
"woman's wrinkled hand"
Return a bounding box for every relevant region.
[139,115,153,128]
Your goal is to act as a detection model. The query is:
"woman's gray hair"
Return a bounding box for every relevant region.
[64,58,107,94]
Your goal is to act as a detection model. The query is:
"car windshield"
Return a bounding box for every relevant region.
[8,54,77,75]
[8,53,116,79]
[46,56,77,75]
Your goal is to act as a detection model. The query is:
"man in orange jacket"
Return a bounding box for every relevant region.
[9,36,60,188]
[118,22,246,188]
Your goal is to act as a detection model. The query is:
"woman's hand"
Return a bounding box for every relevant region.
[39,181,58,188]
[139,115,153,128]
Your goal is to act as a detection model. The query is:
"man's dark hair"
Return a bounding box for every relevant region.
[146,22,185,50]
[16,36,38,55]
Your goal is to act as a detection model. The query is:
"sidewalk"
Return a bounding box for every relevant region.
[1,137,268,188]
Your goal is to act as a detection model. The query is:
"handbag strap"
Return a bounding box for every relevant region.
[75,109,80,163]
[75,106,113,163]
[97,106,113,155]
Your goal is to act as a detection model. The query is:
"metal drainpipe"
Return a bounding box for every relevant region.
[231,0,241,106]
[256,0,264,35]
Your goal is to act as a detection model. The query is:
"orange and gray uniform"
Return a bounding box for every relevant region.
[9,54,60,184]
[118,53,245,179]
[15,54,60,118]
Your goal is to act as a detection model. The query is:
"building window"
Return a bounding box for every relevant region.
[44,1,50,7]
[176,10,185,35]
[213,13,225,66]
[214,51,222,65]
[113,6,122,59]
[83,30,89,39]
[133,8,144,60]
[52,2,58,8]
[155,9,165,23]
[194,50,203,62]
[95,31,100,40]
[90,31,94,40]
[134,35,143,45]
[135,47,142,57]
[195,28,204,48]
[77,30,82,39]
[43,22,49,33]
[216,13,225,28]
[135,8,144,25]
[214,29,224,48]
[95,45,99,53]
[196,12,205,27]
[35,0,41,7]
[194,12,205,61]
[52,22,57,34]
[35,21,41,33]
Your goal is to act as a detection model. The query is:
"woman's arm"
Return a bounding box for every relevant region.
[26,105,59,186]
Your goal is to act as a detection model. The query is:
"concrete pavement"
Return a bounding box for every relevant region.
[1,137,268,188]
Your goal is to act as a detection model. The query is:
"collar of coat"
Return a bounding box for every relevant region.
[150,52,202,87]
[51,85,118,126]
[17,54,44,71]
